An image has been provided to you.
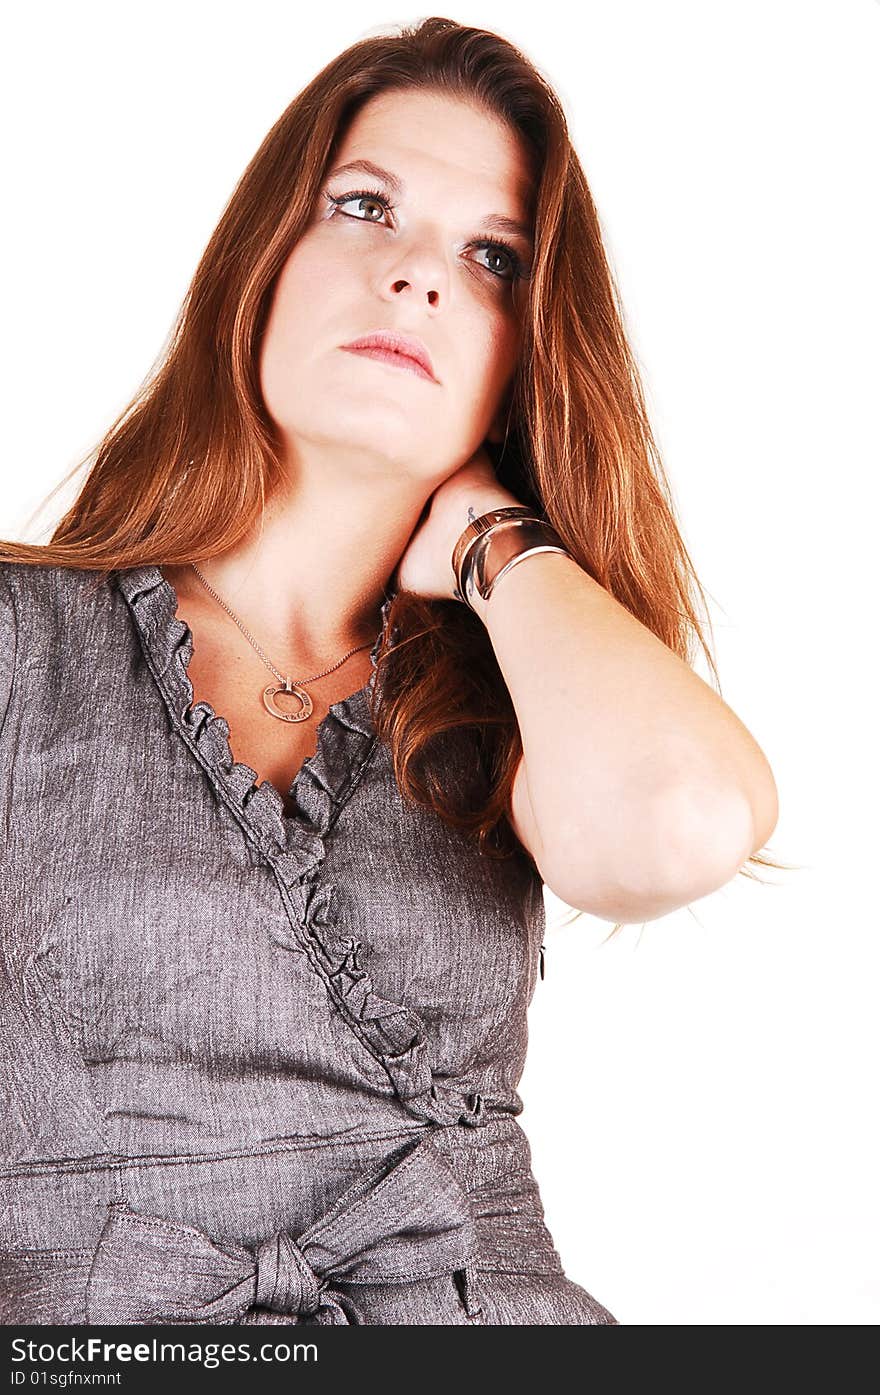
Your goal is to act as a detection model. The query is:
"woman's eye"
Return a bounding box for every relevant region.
[326,190,524,283]
[329,191,391,224]
[473,245,518,280]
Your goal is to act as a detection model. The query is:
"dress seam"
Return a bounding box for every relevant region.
[0,1124,432,1179]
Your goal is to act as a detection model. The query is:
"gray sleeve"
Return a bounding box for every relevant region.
[0,567,18,741]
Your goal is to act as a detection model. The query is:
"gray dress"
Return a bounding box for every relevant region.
[0,560,618,1325]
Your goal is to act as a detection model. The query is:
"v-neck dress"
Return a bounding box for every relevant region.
[0,560,618,1325]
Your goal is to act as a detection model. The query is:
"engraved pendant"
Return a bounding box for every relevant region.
[262,679,314,723]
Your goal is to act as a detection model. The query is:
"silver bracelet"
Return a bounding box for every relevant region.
[455,514,572,611]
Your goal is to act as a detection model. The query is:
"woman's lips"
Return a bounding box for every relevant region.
[340,345,436,382]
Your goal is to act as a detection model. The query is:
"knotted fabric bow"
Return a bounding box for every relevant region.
[85,1131,480,1324]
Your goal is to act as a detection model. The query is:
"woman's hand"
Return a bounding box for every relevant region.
[392,444,523,602]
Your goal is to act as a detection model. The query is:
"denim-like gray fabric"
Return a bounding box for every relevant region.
[0,561,618,1325]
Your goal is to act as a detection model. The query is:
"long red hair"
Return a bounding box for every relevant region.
[0,17,791,935]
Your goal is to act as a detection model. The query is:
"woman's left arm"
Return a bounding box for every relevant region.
[473,539,778,922]
[395,458,779,923]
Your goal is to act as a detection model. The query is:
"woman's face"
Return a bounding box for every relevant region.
[259,88,535,487]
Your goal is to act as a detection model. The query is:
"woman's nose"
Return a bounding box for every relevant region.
[379,238,448,305]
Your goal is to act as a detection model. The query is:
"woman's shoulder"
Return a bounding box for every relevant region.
[1,562,119,728]
[0,560,135,753]
[0,558,113,623]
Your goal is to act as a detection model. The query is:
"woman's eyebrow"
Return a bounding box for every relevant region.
[326,158,535,248]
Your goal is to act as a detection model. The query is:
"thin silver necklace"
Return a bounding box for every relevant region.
[189,562,375,725]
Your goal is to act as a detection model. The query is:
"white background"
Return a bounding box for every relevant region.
[2,1,877,1324]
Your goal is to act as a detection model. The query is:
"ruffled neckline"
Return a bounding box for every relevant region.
[114,563,489,1129]
[113,563,396,875]
[115,563,486,1127]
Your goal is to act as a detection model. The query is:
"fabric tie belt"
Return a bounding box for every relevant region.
[85,1131,482,1324]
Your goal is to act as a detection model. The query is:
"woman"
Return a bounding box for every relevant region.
[0,18,780,1325]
